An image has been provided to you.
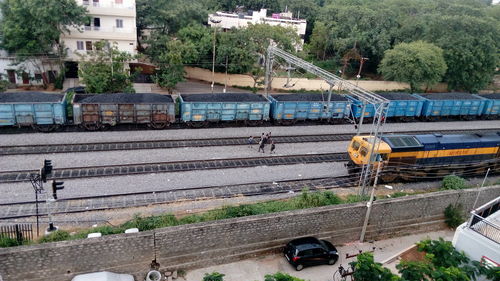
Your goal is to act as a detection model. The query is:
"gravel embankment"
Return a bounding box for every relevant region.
[2,120,499,146]
[0,162,347,204]
[0,141,350,171]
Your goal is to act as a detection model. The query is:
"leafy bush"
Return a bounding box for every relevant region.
[350,252,399,281]
[444,204,465,229]
[441,175,467,190]
[65,90,75,118]
[264,272,306,281]
[71,225,124,239]
[0,236,22,247]
[203,272,224,281]
[121,214,179,231]
[38,230,71,243]
[0,80,9,92]
[417,238,470,268]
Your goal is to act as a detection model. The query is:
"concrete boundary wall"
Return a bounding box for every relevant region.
[1,186,499,281]
[184,66,449,92]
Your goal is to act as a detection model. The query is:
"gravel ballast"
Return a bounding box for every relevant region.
[0,162,346,204]
[0,141,349,171]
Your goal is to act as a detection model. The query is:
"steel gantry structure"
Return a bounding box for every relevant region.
[264,46,390,196]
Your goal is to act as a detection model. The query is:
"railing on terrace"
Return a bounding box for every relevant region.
[468,197,500,244]
[81,0,135,10]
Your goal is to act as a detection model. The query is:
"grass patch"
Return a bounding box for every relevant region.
[0,189,427,247]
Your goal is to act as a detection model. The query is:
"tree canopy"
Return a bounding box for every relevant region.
[0,0,88,87]
[379,41,447,92]
[78,41,137,94]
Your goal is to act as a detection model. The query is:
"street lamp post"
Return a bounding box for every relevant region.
[209,18,221,94]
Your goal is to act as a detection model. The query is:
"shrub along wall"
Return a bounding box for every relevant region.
[1,186,499,281]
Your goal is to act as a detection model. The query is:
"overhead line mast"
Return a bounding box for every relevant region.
[264,46,390,195]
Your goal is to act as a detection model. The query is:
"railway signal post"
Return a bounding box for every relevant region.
[29,159,52,236]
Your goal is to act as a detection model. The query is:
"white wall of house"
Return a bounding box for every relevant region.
[61,0,137,61]
[208,9,307,47]
[0,50,47,86]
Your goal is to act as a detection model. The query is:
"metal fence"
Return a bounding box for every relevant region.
[0,224,33,242]
[468,197,500,244]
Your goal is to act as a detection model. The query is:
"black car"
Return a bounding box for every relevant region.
[284,237,339,271]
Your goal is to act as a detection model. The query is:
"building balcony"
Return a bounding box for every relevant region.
[62,26,137,41]
[79,0,136,17]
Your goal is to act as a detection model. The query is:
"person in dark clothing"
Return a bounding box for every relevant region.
[270,141,276,154]
[258,139,265,153]
[267,131,272,144]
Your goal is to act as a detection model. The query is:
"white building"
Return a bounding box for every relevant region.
[208,9,307,47]
[60,0,138,79]
[0,50,52,86]
[452,196,500,270]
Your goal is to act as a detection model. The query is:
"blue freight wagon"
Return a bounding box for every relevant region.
[414,93,486,120]
[0,92,67,132]
[475,93,500,119]
[179,93,271,127]
[269,93,350,125]
[346,92,424,121]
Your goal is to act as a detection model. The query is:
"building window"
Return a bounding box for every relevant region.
[116,19,123,28]
[93,18,100,30]
[115,0,123,3]
[85,41,93,51]
[93,0,99,6]
[83,0,89,5]
[77,41,84,50]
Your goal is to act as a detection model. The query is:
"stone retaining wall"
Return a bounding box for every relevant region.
[1,186,499,281]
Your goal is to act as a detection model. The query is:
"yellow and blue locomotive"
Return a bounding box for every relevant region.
[347,132,500,182]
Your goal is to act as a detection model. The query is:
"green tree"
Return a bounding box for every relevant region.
[422,15,498,92]
[378,41,447,92]
[153,40,197,93]
[307,22,332,60]
[78,41,137,94]
[217,24,300,91]
[136,0,208,40]
[350,252,400,281]
[0,0,88,87]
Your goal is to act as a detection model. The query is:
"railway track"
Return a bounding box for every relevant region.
[0,152,349,183]
[0,175,356,220]
[1,128,498,156]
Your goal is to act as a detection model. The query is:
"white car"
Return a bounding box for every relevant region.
[71,271,134,281]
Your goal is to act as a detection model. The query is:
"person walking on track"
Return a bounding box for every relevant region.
[247,136,254,148]
[270,141,276,154]
[258,138,265,153]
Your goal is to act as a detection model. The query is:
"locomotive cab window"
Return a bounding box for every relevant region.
[360,147,368,157]
[351,141,361,151]
[378,153,388,161]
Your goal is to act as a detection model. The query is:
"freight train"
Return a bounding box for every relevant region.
[0,91,499,132]
[346,132,500,182]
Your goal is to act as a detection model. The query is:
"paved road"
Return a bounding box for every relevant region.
[184,230,455,281]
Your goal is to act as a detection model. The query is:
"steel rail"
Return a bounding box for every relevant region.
[0,153,350,183]
[1,128,497,155]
